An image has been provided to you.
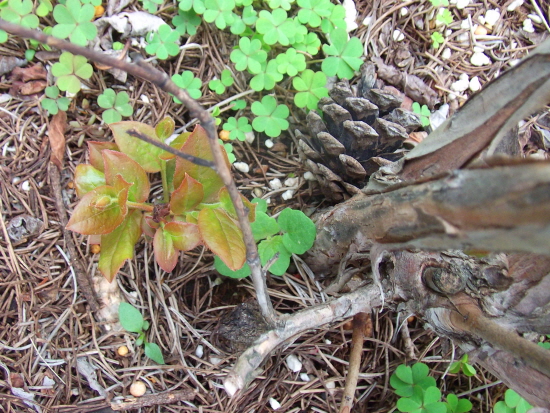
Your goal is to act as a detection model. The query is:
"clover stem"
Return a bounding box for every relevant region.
[160,160,169,203]
[127,201,154,212]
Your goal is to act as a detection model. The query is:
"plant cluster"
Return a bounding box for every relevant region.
[412,102,431,128]
[429,0,453,49]
[67,117,255,281]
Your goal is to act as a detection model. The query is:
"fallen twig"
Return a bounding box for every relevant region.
[110,388,196,410]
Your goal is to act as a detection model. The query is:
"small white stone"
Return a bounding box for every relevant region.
[12,176,21,185]
[300,373,311,382]
[286,354,302,372]
[484,9,500,26]
[460,19,472,29]
[430,104,449,130]
[507,0,523,11]
[244,130,255,144]
[326,381,336,389]
[303,171,316,181]
[478,15,485,25]
[233,162,250,174]
[451,78,469,92]
[264,139,274,149]
[530,150,547,160]
[523,18,535,33]
[253,188,263,197]
[269,398,281,410]
[473,46,484,53]
[140,94,150,103]
[459,73,469,81]
[527,13,542,24]
[21,181,30,191]
[281,189,295,200]
[284,177,299,187]
[457,32,470,45]
[441,48,452,60]
[209,356,222,365]
[269,178,282,190]
[456,0,470,9]
[400,7,408,16]
[469,76,481,92]
[470,52,491,66]
[392,29,405,42]
[414,18,424,30]
[343,0,358,32]
[448,92,457,101]
[195,345,204,359]
[509,59,521,67]
[362,16,373,26]
[324,339,332,344]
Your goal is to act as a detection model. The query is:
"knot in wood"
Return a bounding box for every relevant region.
[422,266,466,295]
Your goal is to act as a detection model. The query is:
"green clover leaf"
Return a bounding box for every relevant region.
[430,0,449,6]
[98,89,134,124]
[203,0,236,30]
[52,52,93,94]
[431,32,444,49]
[41,86,71,116]
[173,9,202,35]
[322,28,364,79]
[436,8,453,25]
[267,0,294,10]
[0,0,39,29]
[278,208,316,254]
[141,0,163,13]
[256,8,296,46]
[145,24,181,60]
[292,31,321,55]
[52,0,97,47]
[208,69,234,94]
[171,70,203,103]
[412,102,431,127]
[251,95,289,137]
[179,0,206,14]
[230,37,268,74]
[223,117,252,141]
[275,48,306,76]
[293,69,328,110]
[0,30,7,43]
[36,0,53,17]
[250,59,283,91]
[235,0,252,5]
[296,0,333,28]
[390,363,437,398]
[445,394,473,413]
[320,4,346,34]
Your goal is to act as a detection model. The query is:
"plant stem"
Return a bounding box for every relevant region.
[127,201,154,212]
[160,160,169,203]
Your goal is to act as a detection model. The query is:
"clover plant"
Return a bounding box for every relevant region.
[52,0,97,46]
[431,32,444,49]
[222,116,252,141]
[251,95,289,138]
[146,24,181,60]
[67,118,255,281]
[173,8,202,35]
[208,69,234,94]
[118,302,165,364]
[293,69,329,110]
[494,389,533,413]
[141,0,164,13]
[436,9,453,25]
[215,198,316,278]
[449,354,476,377]
[412,102,431,128]
[322,27,364,79]
[41,86,71,115]
[97,88,134,124]
[0,0,39,29]
[171,70,203,102]
[52,52,93,94]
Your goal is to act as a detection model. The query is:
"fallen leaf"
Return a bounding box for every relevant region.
[11,64,47,82]
[48,111,67,170]
[9,80,47,97]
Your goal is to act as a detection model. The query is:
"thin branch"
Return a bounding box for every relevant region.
[0,19,276,324]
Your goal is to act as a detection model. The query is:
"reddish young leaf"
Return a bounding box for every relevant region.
[159,131,191,161]
[170,173,204,215]
[74,164,105,198]
[49,111,67,169]
[142,214,159,238]
[164,221,201,251]
[198,208,245,271]
[102,150,150,203]
[98,209,142,282]
[88,141,119,172]
[66,175,130,235]
[173,125,230,202]
[110,121,165,172]
[218,187,256,222]
[153,226,178,272]
[155,116,175,141]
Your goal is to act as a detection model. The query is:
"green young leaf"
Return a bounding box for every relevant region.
[144,342,165,364]
[430,0,449,6]
[320,4,346,34]
[296,0,332,27]
[66,176,130,235]
[412,102,431,127]
[431,32,444,49]
[230,99,246,111]
[118,302,145,333]
[218,187,255,221]
[171,70,202,102]
[0,30,8,43]
[250,59,283,92]
[278,208,316,254]
[156,117,175,141]
[251,198,268,213]
[109,121,165,173]
[0,0,39,29]
[102,150,150,203]
[36,0,53,17]
[230,37,268,75]
[98,89,133,124]
[164,221,201,251]
[397,396,422,413]
[241,4,258,26]
[293,69,329,110]
[209,69,233,94]
[170,173,204,214]
[74,164,106,198]
[52,52,93,94]
[251,211,280,242]
[198,208,246,271]
[154,225,179,272]
[275,48,306,76]
[87,141,119,172]
[141,0,163,13]
[99,209,142,282]
[214,255,251,278]
[223,117,252,141]
[256,9,296,46]
[41,85,71,115]
[258,235,292,275]
[52,0,97,46]
[391,363,436,397]
[203,0,235,30]
[173,126,229,201]
[436,8,453,25]
[445,394,473,413]
[504,389,533,413]
[145,24,181,60]
[251,95,289,137]
[493,401,515,413]
[179,0,206,14]
[322,28,364,79]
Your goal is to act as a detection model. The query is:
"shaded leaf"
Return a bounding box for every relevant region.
[258,235,291,275]
[154,225,179,272]
[164,221,201,251]
[170,173,204,214]
[48,111,67,169]
[155,116,175,141]
[74,164,106,198]
[87,141,119,172]
[118,302,145,333]
[214,255,251,278]
[278,208,316,254]
[218,187,255,221]
[102,150,150,203]
[110,121,164,172]
[144,342,165,364]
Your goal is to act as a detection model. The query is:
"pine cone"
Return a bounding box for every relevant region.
[296,62,423,201]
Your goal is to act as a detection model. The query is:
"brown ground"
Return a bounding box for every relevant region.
[1,0,549,412]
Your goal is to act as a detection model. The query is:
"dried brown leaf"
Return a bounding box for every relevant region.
[11,64,47,82]
[48,111,67,169]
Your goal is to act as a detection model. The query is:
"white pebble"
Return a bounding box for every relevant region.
[527,13,542,24]
[324,339,332,344]
[400,7,408,16]
[451,78,469,92]
[523,18,535,33]
[430,104,449,130]
[269,178,282,190]
[414,18,424,30]
[21,181,30,191]
[470,52,491,66]
[284,177,299,187]
[140,94,150,104]
[469,76,481,92]
[456,0,470,9]
[459,73,469,81]
[326,381,336,389]
[509,58,521,67]
[245,131,255,144]
[303,171,316,181]
[209,356,222,365]
[441,48,452,60]
[457,32,470,45]
[253,188,263,197]
[269,398,281,410]
[195,345,204,359]
[461,19,472,29]
[473,46,484,53]
[233,162,250,173]
[362,16,372,26]
[286,354,303,372]
[392,29,405,42]
[264,139,274,149]
[484,9,500,27]
[507,0,523,11]
[281,189,295,200]
[12,176,21,185]
[300,373,311,382]
[448,92,457,101]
